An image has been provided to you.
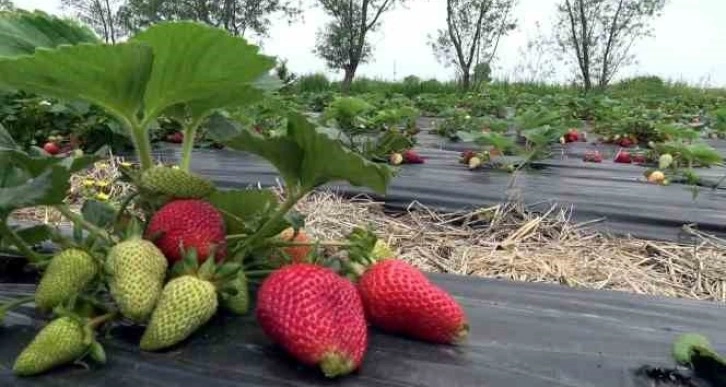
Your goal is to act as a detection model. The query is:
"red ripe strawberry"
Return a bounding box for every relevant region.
[402,150,424,164]
[357,259,468,344]
[618,137,634,147]
[631,153,647,164]
[564,129,580,143]
[166,132,183,144]
[145,199,227,264]
[43,142,60,155]
[583,150,603,163]
[256,264,367,378]
[614,150,633,164]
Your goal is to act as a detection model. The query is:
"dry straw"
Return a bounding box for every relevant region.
[11,158,726,303]
[296,190,726,303]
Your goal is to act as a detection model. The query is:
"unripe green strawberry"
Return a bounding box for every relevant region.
[221,270,249,315]
[35,249,98,311]
[106,239,168,323]
[140,165,215,199]
[140,275,218,351]
[13,317,88,376]
[659,153,674,169]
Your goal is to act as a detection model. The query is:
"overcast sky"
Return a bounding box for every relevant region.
[14,0,726,86]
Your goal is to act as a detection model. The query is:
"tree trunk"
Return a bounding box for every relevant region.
[578,0,592,92]
[461,70,471,91]
[341,65,357,94]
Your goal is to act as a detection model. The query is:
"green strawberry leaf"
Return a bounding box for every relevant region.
[13,224,52,245]
[0,165,71,216]
[0,10,100,57]
[129,22,276,120]
[208,189,287,237]
[0,123,17,150]
[210,112,393,195]
[0,43,153,123]
[197,253,217,280]
[0,160,29,189]
[215,262,241,281]
[284,210,305,232]
[1,150,96,177]
[81,200,116,229]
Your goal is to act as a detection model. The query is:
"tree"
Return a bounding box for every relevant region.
[511,21,557,83]
[472,61,491,84]
[62,0,124,43]
[314,0,404,93]
[0,0,14,11]
[430,0,517,90]
[118,0,301,37]
[554,0,667,91]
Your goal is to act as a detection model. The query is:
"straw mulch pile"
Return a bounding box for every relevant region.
[10,159,726,303]
[296,191,726,303]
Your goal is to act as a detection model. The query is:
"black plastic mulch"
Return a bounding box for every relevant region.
[148,134,726,242]
[1,276,723,387]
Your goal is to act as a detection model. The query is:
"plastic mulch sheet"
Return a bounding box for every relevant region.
[1,276,724,386]
[147,140,726,242]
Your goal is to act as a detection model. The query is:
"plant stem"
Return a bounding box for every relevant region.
[235,189,303,260]
[87,311,117,330]
[269,241,349,248]
[225,233,249,241]
[180,117,205,172]
[55,205,117,244]
[79,295,114,313]
[244,269,275,277]
[113,192,138,226]
[0,296,35,315]
[128,122,154,171]
[0,222,46,263]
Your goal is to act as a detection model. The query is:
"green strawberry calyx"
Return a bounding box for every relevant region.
[170,247,242,292]
[340,227,393,281]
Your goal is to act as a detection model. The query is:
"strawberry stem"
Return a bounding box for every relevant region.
[225,233,249,241]
[0,222,47,263]
[268,241,349,248]
[0,296,35,320]
[179,116,205,172]
[128,120,154,171]
[244,269,275,277]
[87,311,118,330]
[78,295,114,313]
[235,190,304,259]
[56,205,117,245]
[113,191,139,226]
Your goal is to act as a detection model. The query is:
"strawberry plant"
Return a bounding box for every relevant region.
[433,108,508,140]
[710,108,726,138]
[318,96,416,162]
[0,11,469,380]
[321,96,374,136]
